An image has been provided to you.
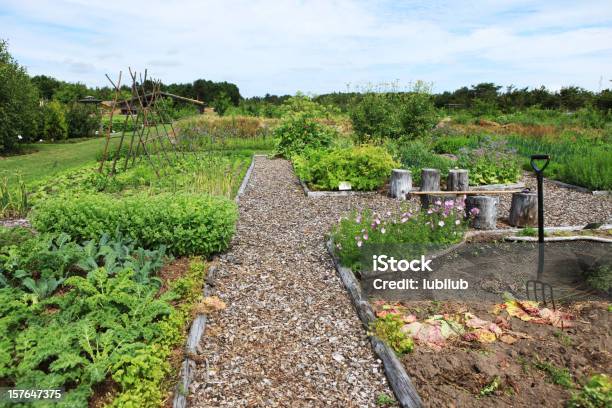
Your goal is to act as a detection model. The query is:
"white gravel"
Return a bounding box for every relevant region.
[189,157,401,407]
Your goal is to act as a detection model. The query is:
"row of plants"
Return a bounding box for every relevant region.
[0,227,207,406]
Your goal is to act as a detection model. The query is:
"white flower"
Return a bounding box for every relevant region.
[17,134,22,140]
[381,227,386,234]
[357,240,363,247]
[455,219,461,225]
[438,221,445,227]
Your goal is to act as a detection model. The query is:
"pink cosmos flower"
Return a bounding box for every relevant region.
[435,199,442,206]
[427,209,433,214]
[401,217,408,223]
[363,233,369,240]
[470,207,480,217]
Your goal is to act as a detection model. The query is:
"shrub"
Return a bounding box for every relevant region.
[293,146,397,191]
[65,102,101,138]
[212,91,232,116]
[350,93,401,143]
[398,92,438,139]
[432,135,476,154]
[41,100,68,141]
[370,313,414,355]
[31,193,237,256]
[389,140,454,184]
[274,113,336,158]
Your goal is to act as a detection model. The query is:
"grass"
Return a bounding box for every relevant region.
[0,137,122,185]
[533,359,575,389]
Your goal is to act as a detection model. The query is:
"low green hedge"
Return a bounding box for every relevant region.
[293,146,397,191]
[31,193,237,256]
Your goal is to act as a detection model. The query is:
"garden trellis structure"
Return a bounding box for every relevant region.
[98,68,193,178]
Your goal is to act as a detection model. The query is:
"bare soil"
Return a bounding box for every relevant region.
[398,300,611,407]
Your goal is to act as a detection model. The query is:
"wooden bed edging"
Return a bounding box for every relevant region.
[173,264,217,408]
[325,239,423,408]
[174,155,261,407]
[297,177,378,198]
[505,235,612,243]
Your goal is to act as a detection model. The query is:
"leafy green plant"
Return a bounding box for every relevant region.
[273,113,336,158]
[432,135,477,154]
[567,374,612,408]
[370,313,414,355]
[0,176,29,218]
[41,100,68,141]
[376,393,397,406]
[388,140,454,185]
[293,145,397,191]
[479,376,502,396]
[583,265,611,294]
[31,193,237,257]
[534,359,575,389]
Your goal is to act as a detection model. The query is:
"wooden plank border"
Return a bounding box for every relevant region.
[325,239,423,408]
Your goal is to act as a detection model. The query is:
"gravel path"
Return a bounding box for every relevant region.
[189,157,402,407]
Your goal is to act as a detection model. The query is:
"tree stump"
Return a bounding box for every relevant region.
[447,169,469,191]
[420,168,440,208]
[390,169,412,200]
[466,195,498,229]
[508,192,537,227]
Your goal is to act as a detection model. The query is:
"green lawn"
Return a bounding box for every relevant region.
[0,137,123,185]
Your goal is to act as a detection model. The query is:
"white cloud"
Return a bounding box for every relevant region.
[1,0,611,95]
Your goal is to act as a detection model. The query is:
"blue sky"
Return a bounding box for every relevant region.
[1,0,611,97]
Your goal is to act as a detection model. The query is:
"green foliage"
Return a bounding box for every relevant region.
[0,39,40,152]
[458,150,521,185]
[479,376,502,396]
[41,101,68,141]
[0,227,34,247]
[389,140,454,185]
[31,193,237,257]
[534,359,575,389]
[0,176,29,218]
[370,313,414,355]
[293,146,397,191]
[583,265,611,294]
[0,227,205,407]
[273,113,336,158]
[332,204,467,270]
[567,374,612,408]
[432,135,478,154]
[398,92,438,139]
[507,134,611,190]
[350,93,401,142]
[212,91,233,116]
[65,103,101,138]
[376,393,397,406]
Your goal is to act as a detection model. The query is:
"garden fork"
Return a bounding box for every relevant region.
[525,154,556,309]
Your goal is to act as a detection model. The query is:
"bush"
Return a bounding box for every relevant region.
[458,149,521,185]
[293,146,397,191]
[274,113,336,158]
[0,40,40,152]
[350,93,401,143]
[390,140,455,184]
[432,135,477,154]
[41,100,68,141]
[31,193,237,256]
[398,92,438,139]
[65,103,101,138]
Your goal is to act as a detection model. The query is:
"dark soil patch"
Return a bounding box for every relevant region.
[157,257,192,298]
[90,379,119,408]
[399,300,610,407]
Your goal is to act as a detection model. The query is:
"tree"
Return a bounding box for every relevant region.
[0,39,40,152]
[65,103,100,138]
[211,91,232,116]
[31,75,62,100]
[42,101,68,140]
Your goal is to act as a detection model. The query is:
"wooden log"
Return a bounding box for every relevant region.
[409,189,522,195]
[447,169,469,192]
[508,192,537,227]
[465,195,498,229]
[420,168,440,208]
[390,169,412,200]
